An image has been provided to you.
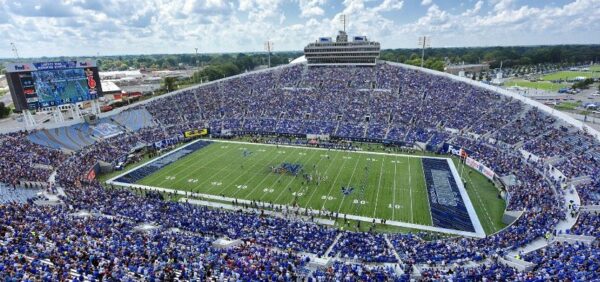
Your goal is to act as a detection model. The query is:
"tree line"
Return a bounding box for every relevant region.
[2,45,599,74]
[381,45,600,70]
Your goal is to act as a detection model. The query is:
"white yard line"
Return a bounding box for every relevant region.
[271,148,317,203]
[234,147,294,199]
[172,144,246,191]
[208,139,450,160]
[336,153,362,214]
[408,156,415,223]
[303,150,341,210]
[107,138,213,185]
[372,156,386,218]
[241,155,291,200]
[229,147,289,198]
[288,150,326,206]
[320,152,351,210]
[151,143,230,188]
[392,157,398,220]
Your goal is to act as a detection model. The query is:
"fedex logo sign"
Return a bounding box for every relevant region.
[447,145,462,156]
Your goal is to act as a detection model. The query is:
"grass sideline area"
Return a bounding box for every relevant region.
[506,79,569,91]
[454,159,506,235]
[542,71,600,81]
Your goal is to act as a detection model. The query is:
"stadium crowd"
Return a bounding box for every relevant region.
[0,62,599,280]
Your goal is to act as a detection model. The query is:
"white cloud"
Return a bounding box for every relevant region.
[492,0,514,12]
[299,0,326,18]
[238,0,282,22]
[462,1,483,16]
[183,0,232,14]
[421,0,432,6]
[372,0,404,13]
[7,0,76,17]
[0,0,598,58]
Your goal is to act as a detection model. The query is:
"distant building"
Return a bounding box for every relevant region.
[100,81,122,96]
[445,64,490,75]
[99,70,143,80]
[304,31,380,66]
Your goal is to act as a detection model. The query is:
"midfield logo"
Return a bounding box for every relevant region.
[341,186,354,195]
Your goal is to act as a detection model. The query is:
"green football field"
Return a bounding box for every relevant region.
[137,142,434,225]
[107,140,507,235]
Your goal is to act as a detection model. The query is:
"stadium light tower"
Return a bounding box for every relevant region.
[264,40,274,68]
[340,14,347,32]
[10,42,20,59]
[195,48,199,66]
[418,36,431,68]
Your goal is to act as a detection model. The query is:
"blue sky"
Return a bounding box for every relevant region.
[0,0,599,58]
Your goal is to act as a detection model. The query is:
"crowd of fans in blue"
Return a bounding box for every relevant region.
[0,62,598,280]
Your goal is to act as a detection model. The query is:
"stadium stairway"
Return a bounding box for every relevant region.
[333,120,341,136]
[383,234,405,271]
[553,234,596,245]
[383,122,391,140]
[362,122,369,138]
[402,126,414,143]
[323,233,343,258]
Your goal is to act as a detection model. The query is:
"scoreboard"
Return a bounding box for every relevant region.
[4,61,103,112]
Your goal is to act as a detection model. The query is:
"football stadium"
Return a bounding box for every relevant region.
[1,3,600,281]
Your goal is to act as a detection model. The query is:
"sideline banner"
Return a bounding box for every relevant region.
[441,143,473,158]
[465,157,495,180]
[183,128,209,138]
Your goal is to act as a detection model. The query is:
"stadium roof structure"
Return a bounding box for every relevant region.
[290,55,307,64]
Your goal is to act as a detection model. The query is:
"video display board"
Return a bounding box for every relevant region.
[4,61,103,111]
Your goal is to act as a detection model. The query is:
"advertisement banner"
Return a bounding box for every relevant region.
[465,157,495,180]
[154,136,181,149]
[441,143,473,158]
[6,61,97,72]
[183,128,209,138]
